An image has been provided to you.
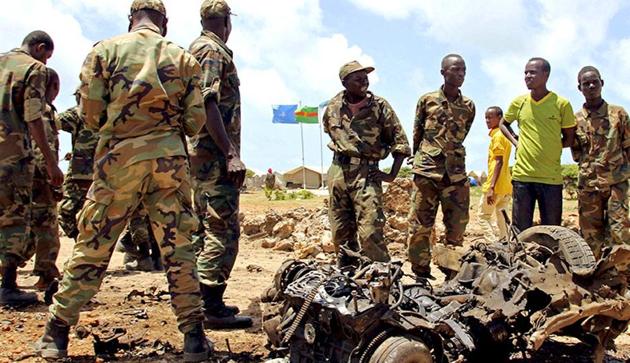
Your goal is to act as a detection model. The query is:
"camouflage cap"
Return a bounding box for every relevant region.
[130,0,166,17]
[339,60,374,80]
[200,0,233,18]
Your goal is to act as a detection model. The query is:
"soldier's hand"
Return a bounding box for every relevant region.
[406,155,414,165]
[64,152,72,161]
[369,169,395,183]
[46,161,64,187]
[227,155,246,188]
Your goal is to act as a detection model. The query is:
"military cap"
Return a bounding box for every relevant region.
[339,60,374,81]
[130,0,167,17]
[200,0,233,18]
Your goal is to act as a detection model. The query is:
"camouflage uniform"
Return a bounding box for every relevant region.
[57,106,97,239]
[323,91,411,263]
[23,104,60,278]
[49,22,206,333]
[0,48,47,265]
[408,87,475,275]
[571,101,630,258]
[188,30,241,289]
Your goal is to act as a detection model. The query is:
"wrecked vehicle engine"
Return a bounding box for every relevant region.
[261,226,630,362]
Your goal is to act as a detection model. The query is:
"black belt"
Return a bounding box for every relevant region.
[333,153,379,166]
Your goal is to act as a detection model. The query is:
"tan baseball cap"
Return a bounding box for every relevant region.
[339,60,374,80]
[200,0,233,18]
[130,0,166,16]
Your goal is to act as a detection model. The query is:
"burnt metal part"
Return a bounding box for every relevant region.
[262,225,630,363]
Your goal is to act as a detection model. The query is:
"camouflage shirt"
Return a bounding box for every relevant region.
[32,103,59,176]
[58,105,97,180]
[187,30,241,174]
[412,87,476,182]
[79,23,206,169]
[571,101,630,190]
[0,48,47,166]
[323,91,410,160]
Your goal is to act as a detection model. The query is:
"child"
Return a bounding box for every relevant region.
[479,106,512,240]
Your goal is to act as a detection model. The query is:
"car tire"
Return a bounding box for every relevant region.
[368,335,433,363]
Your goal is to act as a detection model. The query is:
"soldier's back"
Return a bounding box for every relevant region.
[0,49,47,165]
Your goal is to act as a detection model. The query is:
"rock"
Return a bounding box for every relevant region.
[388,216,409,231]
[273,239,294,252]
[383,178,413,215]
[242,215,265,236]
[295,242,322,259]
[273,220,295,240]
[292,232,307,243]
[264,211,282,234]
[320,231,335,253]
[261,238,277,249]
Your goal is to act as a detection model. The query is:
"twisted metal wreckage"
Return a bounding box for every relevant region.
[261,225,630,363]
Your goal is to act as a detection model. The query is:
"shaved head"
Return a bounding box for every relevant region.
[441,54,464,70]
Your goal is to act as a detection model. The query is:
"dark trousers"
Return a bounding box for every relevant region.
[512,181,563,232]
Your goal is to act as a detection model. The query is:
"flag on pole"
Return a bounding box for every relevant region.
[295,106,318,124]
[272,104,298,124]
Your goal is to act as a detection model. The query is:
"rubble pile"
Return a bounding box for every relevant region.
[241,178,416,258]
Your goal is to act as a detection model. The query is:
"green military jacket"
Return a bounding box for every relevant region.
[79,23,206,169]
[0,49,47,167]
[187,30,241,179]
[32,103,59,176]
[58,105,97,180]
[412,87,475,182]
[572,101,630,190]
[323,91,410,160]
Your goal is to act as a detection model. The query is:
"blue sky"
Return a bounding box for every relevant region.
[2,0,630,176]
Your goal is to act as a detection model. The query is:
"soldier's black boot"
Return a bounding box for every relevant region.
[200,284,253,330]
[183,323,212,362]
[0,256,38,306]
[33,317,70,359]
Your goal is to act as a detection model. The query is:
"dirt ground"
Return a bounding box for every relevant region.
[0,188,628,362]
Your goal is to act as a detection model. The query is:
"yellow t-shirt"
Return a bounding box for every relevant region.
[483,128,512,195]
[504,92,576,185]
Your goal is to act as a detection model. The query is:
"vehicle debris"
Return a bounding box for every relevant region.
[262,225,630,362]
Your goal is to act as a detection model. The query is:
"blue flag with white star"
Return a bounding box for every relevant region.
[272,104,298,124]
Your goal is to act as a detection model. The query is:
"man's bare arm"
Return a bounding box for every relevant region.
[499,119,519,148]
[561,126,576,148]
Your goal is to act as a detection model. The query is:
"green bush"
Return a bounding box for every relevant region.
[382,166,413,179]
[271,189,315,201]
[561,164,579,200]
[246,169,256,178]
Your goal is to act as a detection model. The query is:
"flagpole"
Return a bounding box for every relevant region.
[298,101,306,190]
[318,106,324,189]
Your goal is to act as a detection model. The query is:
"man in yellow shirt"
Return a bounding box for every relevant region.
[479,106,512,240]
[500,57,576,232]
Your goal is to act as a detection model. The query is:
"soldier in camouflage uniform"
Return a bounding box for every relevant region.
[407,54,475,280]
[57,89,97,241]
[571,66,630,259]
[188,0,252,330]
[35,1,211,360]
[0,31,64,306]
[323,60,411,268]
[23,68,62,290]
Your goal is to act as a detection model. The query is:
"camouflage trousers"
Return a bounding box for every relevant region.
[58,178,91,240]
[327,162,389,263]
[478,193,511,241]
[407,175,469,274]
[192,158,240,288]
[0,158,34,264]
[23,171,60,277]
[578,181,629,259]
[50,156,203,333]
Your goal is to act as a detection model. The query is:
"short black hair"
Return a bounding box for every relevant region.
[22,30,54,51]
[486,106,503,117]
[132,8,166,23]
[46,68,59,86]
[528,57,550,73]
[577,65,601,82]
[441,53,464,69]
